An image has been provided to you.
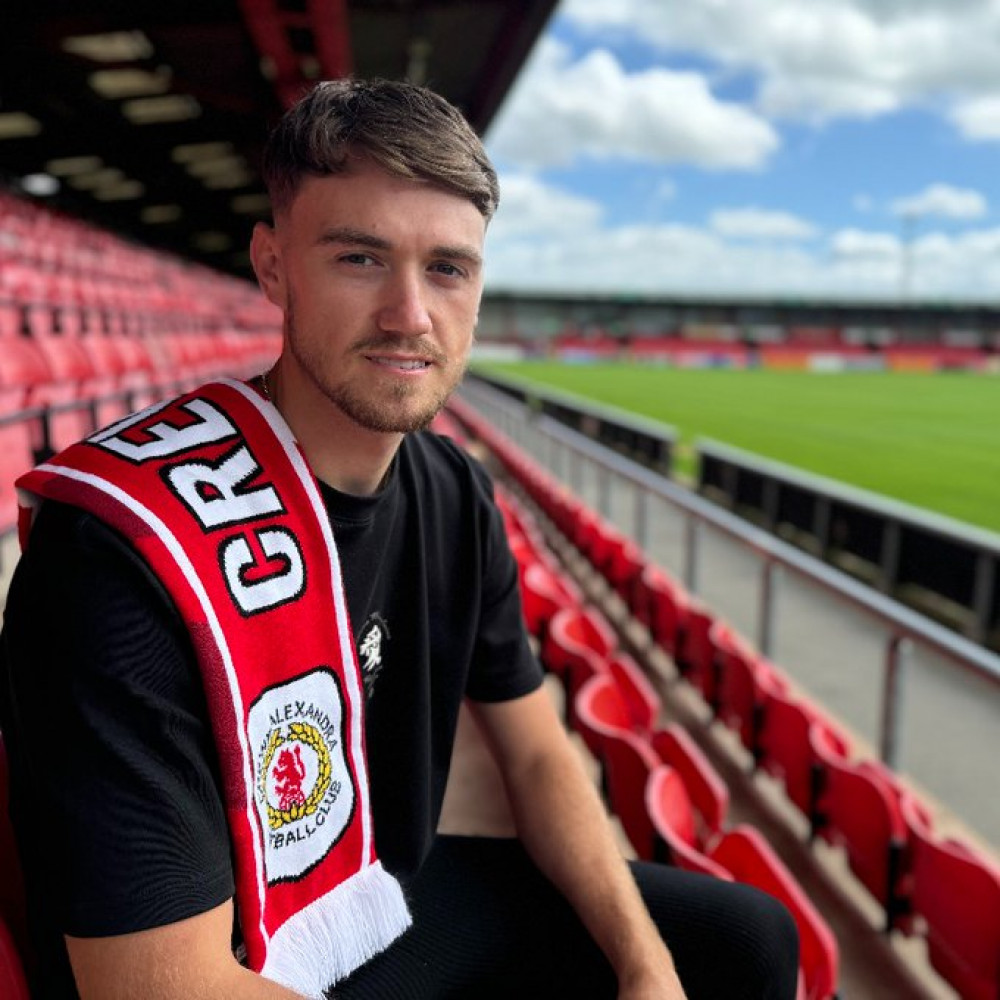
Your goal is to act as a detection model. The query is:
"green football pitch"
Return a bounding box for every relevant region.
[474,362,1000,535]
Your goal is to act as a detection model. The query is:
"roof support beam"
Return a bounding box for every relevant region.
[239,0,352,109]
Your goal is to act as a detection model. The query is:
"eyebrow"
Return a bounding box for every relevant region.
[318,226,483,267]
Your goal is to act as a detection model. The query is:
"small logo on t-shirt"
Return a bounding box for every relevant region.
[248,668,356,884]
[357,613,390,700]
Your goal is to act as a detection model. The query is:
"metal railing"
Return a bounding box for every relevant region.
[461,379,1000,845]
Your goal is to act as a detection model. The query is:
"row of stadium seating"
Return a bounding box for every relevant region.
[0,190,282,543]
[0,344,280,545]
[446,395,1000,1000]
[544,335,997,370]
[491,483,839,1000]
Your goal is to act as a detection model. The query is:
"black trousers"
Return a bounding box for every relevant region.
[330,835,800,999]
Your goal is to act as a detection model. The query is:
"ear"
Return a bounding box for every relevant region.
[250,221,287,309]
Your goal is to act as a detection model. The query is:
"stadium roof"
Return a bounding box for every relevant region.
[0,0,557,280]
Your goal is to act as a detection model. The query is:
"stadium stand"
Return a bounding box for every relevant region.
[1,159,996,996]
[0,190,283,510]
[447,391,998,999]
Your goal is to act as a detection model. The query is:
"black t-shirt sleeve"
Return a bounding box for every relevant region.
[0,500,234,939]
[459,455,544,705]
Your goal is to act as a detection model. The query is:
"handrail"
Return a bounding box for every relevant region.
[459,380,1000,773]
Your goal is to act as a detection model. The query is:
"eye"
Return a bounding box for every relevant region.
[340,252,379,267]
[430,261,465,278]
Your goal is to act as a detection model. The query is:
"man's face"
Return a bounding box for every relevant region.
[253,158,486,435]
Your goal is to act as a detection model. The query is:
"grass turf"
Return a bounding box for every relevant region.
[474,362,1000,535]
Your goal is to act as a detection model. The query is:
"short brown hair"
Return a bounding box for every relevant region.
[261,78,499,220]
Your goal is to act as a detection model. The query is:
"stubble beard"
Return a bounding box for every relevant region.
[285,303,469,434]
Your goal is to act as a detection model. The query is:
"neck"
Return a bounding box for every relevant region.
[261,363,402,497]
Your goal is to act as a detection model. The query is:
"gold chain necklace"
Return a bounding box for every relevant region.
[259,368,273,402]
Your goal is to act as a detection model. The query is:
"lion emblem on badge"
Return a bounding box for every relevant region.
[258,722,333,829]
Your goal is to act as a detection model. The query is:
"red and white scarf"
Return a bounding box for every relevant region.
[16,378,411,997]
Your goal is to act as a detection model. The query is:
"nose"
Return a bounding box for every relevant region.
[376,269,433,337]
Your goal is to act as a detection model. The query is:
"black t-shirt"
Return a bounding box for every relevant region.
[0,429,543,998]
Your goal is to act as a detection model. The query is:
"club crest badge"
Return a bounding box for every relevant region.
[248,668,357,883]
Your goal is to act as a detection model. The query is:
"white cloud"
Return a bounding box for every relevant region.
[831,228,901,258]
[485,206,1000,300]
[710,207,819,240]
[486,37,778,170]
[558,0,1000,128]
[757,75,900,123]
[891,183,988,220]
[490,173,603,239]
[951,95,1000,140]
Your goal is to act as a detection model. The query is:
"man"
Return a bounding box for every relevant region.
[0,79,798,998]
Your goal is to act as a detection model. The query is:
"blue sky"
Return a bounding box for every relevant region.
[481,0,1000,303]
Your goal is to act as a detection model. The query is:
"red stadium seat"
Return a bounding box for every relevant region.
[649,724,729,840]
[811,727,912,931]
[519,561,581,641]
[114,336,158,410]
[575,675,661,858]
[569,504,602,561]
[713,625,791,763]
[606,653,661,737]
[0,418,34,536]
[674,600,717,704]
[30,336,98,452]
[633,563,690,661]
[645,767,839,1000]
[77,335,130,428]
[588,520,645,605]
[539,606,616,729]
[644,765,732,877]
[757,681,851,830]
[710,828,840,1000]
[0,338,50,410]
[900,791,1000,1000]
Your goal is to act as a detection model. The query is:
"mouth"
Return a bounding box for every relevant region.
[365,354,436,372]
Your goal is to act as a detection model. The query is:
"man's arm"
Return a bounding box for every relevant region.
[66,899,306,1000]
[469,687,687,1000]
